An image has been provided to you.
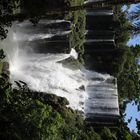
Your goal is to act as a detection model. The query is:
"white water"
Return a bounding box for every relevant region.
[84,70,119,117]
[2,21,88,111]
[1,20,119,117]
[84,0,106,4]
[10,50,88,111]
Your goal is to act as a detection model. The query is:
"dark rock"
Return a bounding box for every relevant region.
[79,85,85,91]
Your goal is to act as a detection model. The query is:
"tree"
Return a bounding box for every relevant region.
[100,127,117,140]
[117,46,140,101]
[124,4,140,36]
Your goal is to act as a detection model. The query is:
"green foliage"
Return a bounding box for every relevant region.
[84,47,128,76]
[113,6,131,45]
[0,85,64,140]
[124,131,132,140]
[0,0,20,40]
[100,128,117,140]
[117,46,140,101]
[65,0,85,65]
[115,124,134,140]
[1,1,140,139]
[0,74,103,140]
[0,73,138,139]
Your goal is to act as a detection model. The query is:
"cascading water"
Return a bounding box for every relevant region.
[3,20,88,111]
[84,70,119,124]
[1,19,119,119]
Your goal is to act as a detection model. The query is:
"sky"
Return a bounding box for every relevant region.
[125,101,140,133]
[128,36,140,46]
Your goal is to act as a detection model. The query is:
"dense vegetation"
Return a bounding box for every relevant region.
[117,45,140,101]
[64,0,85,65]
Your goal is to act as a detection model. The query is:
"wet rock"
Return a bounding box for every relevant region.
[79,85,85,91]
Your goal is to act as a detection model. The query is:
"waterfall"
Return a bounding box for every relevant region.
[1,19,119,118]
[84,69,119,119]
[1,20,88,111]
[10,50,88,111]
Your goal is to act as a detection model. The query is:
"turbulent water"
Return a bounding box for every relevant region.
[1,20,119,117]
[2,20,88,111]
